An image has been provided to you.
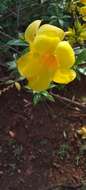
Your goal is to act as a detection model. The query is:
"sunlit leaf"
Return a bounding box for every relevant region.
[7,39,28,47]
[41,91,55,102]
[76,49,86,65]
[33,94,43,105]
[77,67,86,75]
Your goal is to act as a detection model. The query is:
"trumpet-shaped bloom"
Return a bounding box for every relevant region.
[37,24,65,40]
[17,20,76,92]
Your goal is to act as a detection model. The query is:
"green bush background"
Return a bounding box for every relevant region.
[0,0,71,60]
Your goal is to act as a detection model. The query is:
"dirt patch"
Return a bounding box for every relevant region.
[0,66,86,190]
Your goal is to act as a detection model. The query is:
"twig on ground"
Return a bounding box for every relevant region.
[0,44,21,54]
[47,183,82,190]
[50,92,86,110]
[0,30,15,40]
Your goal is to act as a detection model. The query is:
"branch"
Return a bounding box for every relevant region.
[50,92,86,110]
[0,30,15,40]
[47,183,82,190]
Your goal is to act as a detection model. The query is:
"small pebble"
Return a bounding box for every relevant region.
[0,171,3,175]
[9,131,16,138]
[17,169,21,174]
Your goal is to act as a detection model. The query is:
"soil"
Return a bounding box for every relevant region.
[0,66,86,190]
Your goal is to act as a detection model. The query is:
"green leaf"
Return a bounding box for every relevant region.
[7,39,28,47]
[33,94,43,105]
[41,91,50,97]
[56,84,65,90]
[48,83,56,89]
[77,67,86,75]
[6,61,16,71]
[41,91,55,102]
[46,94,55,102]
[33,91,55,105]
[75,49,86,65]
[74,47,82,55]
[21,47,30,55]
[5,80,14,84]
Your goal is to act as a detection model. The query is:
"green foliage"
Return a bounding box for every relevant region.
[58,144,69,160]
[33,91,55,105]
[6,60,17,71]
[0,0,75,57]
[46,0,71,28]
[0,0,16,14]
[77,67,86,76]
[7,39,28,47]
[75,49,86,65]
[75,48,86,76]
[0,0,49,57]
[5,60,24,83]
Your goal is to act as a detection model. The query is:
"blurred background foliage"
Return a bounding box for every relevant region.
[0,0,72,60]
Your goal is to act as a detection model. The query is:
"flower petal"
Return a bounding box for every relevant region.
[17,51,57,91]
[17,52,42,78]
[28,69,52,91]
[55,41,75,69]
[31,34,60,54]
[25,20,41,43]
[37,24,65,40]
[53,69,76,84]
[28,52,57,91]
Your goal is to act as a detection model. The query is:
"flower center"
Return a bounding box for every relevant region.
[42,52,58,69]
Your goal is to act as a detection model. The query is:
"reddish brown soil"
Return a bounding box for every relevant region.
[0,66,86,190]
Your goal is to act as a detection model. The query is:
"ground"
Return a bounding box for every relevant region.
[0,66,86,190]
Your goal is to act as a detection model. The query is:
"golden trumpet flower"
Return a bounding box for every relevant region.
[17,20,76,92]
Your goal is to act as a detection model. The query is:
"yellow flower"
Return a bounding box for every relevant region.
[65,23,86,44]
[80,6,86,21]
[25,20,42,43]
[80,24,86,40]
[77,126,86,139]
[80,0,86,4]
[17,20,76,92]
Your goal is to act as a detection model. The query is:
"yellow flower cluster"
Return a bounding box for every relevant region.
[17,20,76,92]
[65,22,86,45]
[80,0,86,21]
[80,6,86,20]
[80,0,86,4]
